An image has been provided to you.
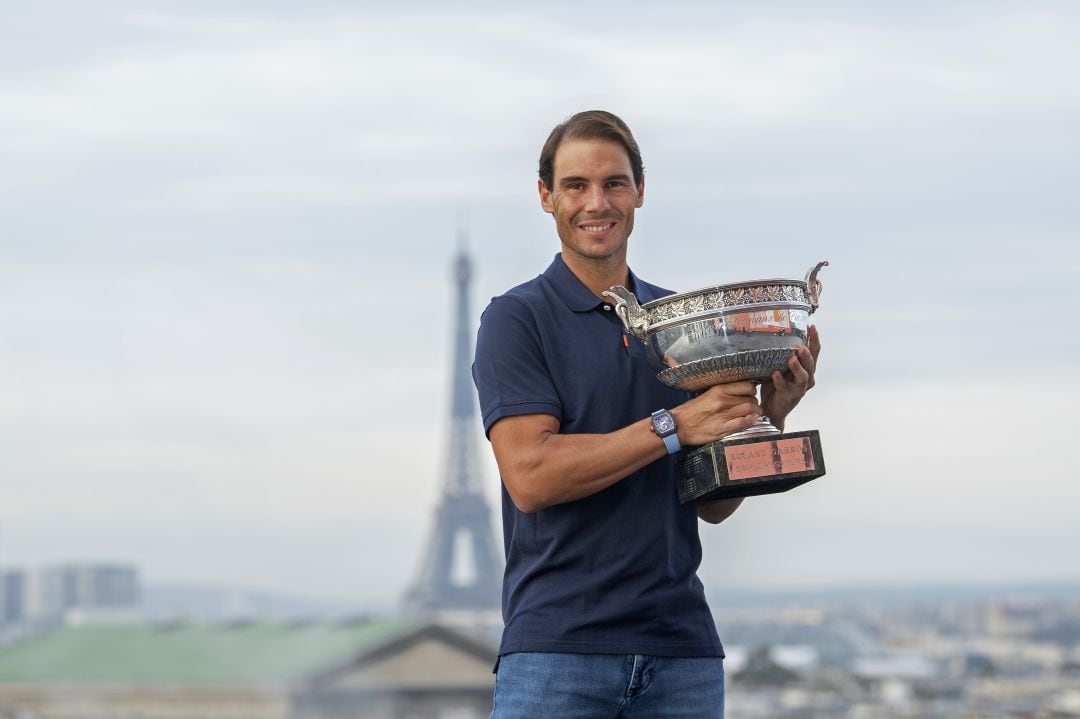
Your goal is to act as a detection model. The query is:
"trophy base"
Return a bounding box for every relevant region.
[677,429,826,504]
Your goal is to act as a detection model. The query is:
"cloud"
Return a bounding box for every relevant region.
[4,7,1078,205]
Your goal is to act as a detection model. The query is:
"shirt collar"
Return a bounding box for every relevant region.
[542,253,656,313]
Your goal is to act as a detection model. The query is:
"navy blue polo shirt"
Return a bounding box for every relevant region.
[473,253,724,658]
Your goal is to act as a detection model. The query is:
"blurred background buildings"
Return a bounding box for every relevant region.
[0,563,139,635]
[2,559,1080,717]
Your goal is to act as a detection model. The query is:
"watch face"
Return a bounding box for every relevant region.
[654,412,675,434]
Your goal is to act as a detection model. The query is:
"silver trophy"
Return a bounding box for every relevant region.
[603,261,828,503]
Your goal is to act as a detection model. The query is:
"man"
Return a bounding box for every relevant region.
[472,110,819,718]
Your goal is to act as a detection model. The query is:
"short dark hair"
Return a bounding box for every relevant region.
[538,110,644,191]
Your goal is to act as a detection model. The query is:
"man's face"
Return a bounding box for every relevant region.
[539,138,644,265]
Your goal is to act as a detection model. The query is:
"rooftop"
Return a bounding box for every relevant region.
[0,619,416,685]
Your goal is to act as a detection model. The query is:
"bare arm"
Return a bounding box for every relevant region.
[697,497,744,524]
[490,382,763,514]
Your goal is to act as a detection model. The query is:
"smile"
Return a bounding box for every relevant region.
[579,222,616,232]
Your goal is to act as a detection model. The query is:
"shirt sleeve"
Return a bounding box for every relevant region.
[472,295,562,437]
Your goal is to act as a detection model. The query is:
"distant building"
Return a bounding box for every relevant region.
[0,563,140,634]
[7,562,139,625]
[0,619,497,719]
[733,646,801,687]
[40,562,139,615]
[0,572,24,625]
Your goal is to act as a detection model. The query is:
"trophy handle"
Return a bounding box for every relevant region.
[602,285,650,341]
[804,260,829,313]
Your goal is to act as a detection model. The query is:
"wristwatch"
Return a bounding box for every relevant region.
[650,409,682,455]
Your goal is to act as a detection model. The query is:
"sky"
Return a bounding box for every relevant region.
[1,1,1078,610]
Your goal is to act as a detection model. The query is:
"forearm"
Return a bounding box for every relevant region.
[697,497,744,524]
[492,416,668,513]
[490,382,764,514]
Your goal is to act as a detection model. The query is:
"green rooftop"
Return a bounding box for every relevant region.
[0,619,416,685]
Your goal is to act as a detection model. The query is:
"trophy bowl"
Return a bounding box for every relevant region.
[602,261,829,503]
[603,261,828,392]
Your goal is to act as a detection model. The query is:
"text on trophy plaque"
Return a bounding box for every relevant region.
[724,437,815,481]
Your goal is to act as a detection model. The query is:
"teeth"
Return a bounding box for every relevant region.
[582,223,614,231]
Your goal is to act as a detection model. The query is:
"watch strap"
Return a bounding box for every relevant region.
[661,432,681,454]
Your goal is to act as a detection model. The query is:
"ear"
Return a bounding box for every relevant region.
[538,179,554,215]
[635,177,645,208]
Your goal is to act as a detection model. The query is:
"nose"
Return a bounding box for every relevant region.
[583,184,611,212]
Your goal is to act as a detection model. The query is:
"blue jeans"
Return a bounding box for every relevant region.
[491,652,725,718]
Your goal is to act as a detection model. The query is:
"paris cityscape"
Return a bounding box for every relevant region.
[4,551,1080,717]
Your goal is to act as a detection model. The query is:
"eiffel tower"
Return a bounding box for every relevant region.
[403,244,502,615]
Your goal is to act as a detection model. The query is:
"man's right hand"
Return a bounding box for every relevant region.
[671,382,762,447]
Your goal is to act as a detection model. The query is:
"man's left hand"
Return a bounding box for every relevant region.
[761,324,821,431]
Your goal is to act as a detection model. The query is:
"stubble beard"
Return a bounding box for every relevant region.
[559,211,635,266]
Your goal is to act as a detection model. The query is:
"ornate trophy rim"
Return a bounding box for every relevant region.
[611,261,828,336]
[641,276,810,310]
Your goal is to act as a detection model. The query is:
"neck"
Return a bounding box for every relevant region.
[561,250,630,298]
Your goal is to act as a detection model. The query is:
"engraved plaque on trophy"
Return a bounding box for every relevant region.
[604,262,828,503]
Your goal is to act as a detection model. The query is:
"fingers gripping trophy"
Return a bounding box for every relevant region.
[603,262,829,503]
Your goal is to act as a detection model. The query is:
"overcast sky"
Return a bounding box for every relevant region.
[2,1,1078,609]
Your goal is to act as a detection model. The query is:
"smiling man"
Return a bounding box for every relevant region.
[472,110,819,718]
